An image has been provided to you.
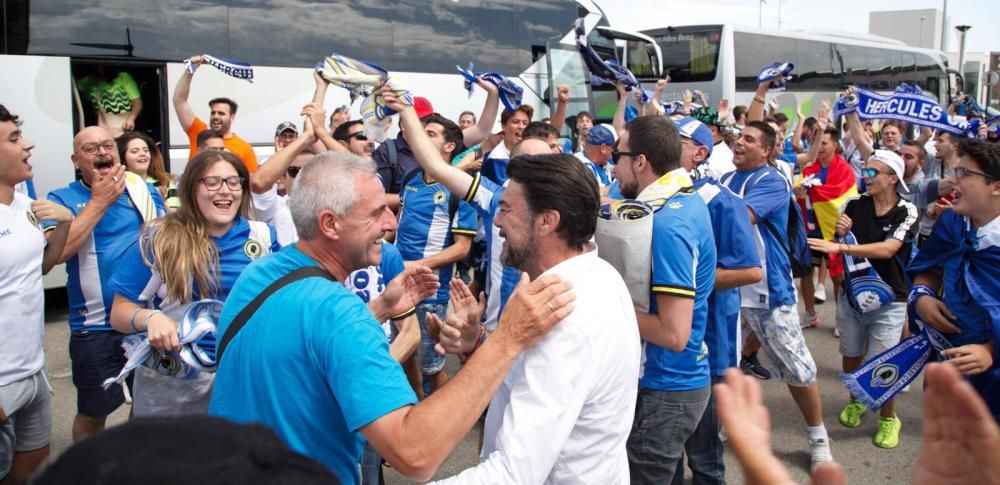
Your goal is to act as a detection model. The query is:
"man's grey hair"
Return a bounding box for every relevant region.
[288,151,377,240]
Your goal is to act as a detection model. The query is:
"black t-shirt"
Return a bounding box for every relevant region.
[372,137,420,194]
[843,194,919,300]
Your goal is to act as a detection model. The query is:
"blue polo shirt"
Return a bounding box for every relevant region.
[209,245,417,483]
[693,177,761,375]
[47,180,165,331]
[396,174,478,304]
[721,165,797,309]
[640,184,717,392]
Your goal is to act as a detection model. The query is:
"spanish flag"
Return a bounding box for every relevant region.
[797,154,858,241]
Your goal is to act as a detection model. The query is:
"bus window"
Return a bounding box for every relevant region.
[625,39,655,79]
[734,32,794,90]
[834,45,870,88]
[794,38,838,91]
[648,27,722,83]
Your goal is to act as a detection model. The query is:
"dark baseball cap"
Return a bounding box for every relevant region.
[274,121,298,136]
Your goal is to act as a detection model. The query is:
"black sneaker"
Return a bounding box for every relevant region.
[740,353,772,380]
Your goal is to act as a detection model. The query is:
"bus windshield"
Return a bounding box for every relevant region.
[643,26,722,83]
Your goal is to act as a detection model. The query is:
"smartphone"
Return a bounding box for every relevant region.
[474,146,483,159]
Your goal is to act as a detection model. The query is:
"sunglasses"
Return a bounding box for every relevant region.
[611,150,640,160]
[286,166,304,178]
[861,167,893,179]
[343,132,368,142]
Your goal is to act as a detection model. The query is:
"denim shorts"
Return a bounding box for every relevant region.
[836,296,906,359]
[741,305,817,387]
[415,303,447,375]
[0,370,52,478]
[69,330,128,418]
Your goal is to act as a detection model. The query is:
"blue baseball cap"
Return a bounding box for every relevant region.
[585,124,617,146]
[675,116,714,156]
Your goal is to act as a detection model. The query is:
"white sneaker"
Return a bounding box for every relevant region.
[815,284,827,303]
[809,437,834,472]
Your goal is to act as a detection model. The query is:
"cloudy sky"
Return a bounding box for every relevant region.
[594,0,999,53]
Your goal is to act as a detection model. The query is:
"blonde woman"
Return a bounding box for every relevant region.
[116,131,179,210]
[108,150,278,416]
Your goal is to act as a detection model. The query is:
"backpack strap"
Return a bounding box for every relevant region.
[217,266,335,363]
[387,139,400,191]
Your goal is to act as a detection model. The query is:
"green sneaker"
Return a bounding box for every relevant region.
[874,415,902,449]
[838,399,867,428]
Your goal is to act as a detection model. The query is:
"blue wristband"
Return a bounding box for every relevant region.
[908,284,936,307]
[129,308,144,333]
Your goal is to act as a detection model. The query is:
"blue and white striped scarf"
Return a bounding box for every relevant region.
[316,53,414,142]
[185,54,254,83]
[758,62,794,91]
[574,18,644,102]
[457,63,524,112]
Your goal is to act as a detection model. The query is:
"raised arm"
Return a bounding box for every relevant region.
[842,88,874,161]
[797,100,830,168]
[301,103,346,153]
[381,87,475,198]
[612,81,629,137]
[250,116,317,194]
[548,84,570,133]
[462,77,501,147]
[172,55,203,132]
[747,78,773,122]
[791,105,807,153]
[54,165,125,263]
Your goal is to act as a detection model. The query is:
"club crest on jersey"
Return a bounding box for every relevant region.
[433,191,447,204]
[26,210,40,228]
[243,239,264,260]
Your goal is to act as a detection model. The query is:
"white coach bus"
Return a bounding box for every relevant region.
[630,24,952,119]
[0,0,660,288]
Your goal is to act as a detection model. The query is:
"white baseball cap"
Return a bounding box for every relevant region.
[868,150,910,193]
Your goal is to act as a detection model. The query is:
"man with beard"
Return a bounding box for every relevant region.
[173,55,258,172]
[46,126,165,441]
[612,116,718,482]
[403,113,641,483]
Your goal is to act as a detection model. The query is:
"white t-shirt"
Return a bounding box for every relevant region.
[0,192,46,386]
[706,141,735,180]
[252,186,297,247]
[435,248,640,484]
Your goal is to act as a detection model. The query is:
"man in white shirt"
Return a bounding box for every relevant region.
[0,105,73,483]
[420,150,641,483]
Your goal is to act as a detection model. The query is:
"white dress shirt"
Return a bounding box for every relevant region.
[435,247,641,484]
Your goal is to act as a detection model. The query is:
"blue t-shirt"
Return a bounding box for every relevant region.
[209,245,417,483]
[47,180,165,331]
[108,217,278,313]
[721,165,797,309]
[693,177,762,375]
[582,160,611,187]
[640,187,717,392]
[344,241,405,305]
[606,180,624,200]
[396,174,478,304]
[462,173,520,330]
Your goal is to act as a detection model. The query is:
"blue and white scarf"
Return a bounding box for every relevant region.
[185,55,254,83]
[574,18,644,101]
[758,62,794,91]
[834,84,973,136]
[842,315,951,411]
[456,63,524,112]
[102,299,224,389]
[316,53,413,143]
[840,232,896,314]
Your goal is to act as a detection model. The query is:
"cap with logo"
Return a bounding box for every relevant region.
[413,96,435,119]
[675,116,714,156]
[274,121,298,137]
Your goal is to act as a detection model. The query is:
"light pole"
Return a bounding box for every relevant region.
[956,25,971,93]
[759,0,767,29]
[919,16,926,48]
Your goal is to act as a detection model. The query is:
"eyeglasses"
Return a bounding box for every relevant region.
[199,175,245,191]
[953,166,998,181]
[286,166,304,178]
[861,167,894,179]
[612,150,640,160]
[79,140,116,155]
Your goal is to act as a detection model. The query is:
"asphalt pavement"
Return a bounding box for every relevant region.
[42,280,923,483]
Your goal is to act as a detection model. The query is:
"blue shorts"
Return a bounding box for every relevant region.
[69,331,129,418]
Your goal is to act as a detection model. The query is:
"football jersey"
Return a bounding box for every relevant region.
[47,180,165,331]
[0,192,47,385]
[343,241,408,338]
[463,173,521,331]
[396,174,477,304]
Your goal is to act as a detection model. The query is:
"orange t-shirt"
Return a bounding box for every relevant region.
[185,117,258,173]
